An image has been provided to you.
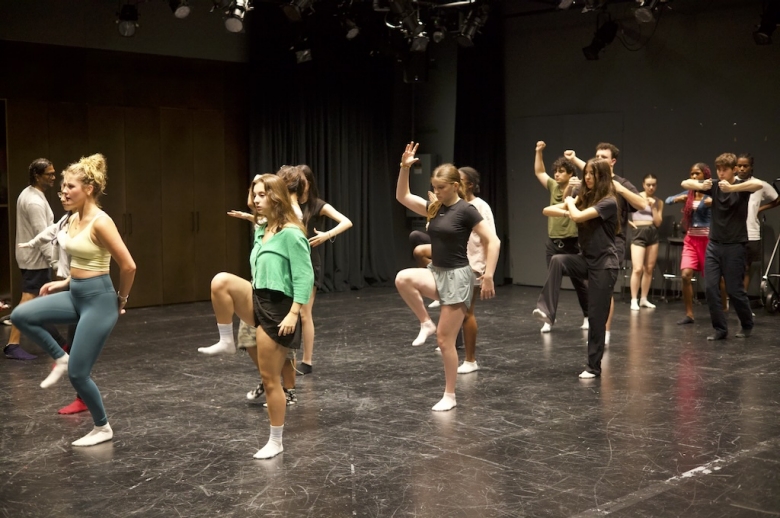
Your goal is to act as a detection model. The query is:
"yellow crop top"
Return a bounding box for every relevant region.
[59,212,112,272]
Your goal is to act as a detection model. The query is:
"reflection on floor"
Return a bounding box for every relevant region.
[1,286,779,517]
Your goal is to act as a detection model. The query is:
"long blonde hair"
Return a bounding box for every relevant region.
[63,154,107,207]
[252,174,306,235]
[426,163,466,221]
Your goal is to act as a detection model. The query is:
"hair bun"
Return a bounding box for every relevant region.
[81,153,107,175]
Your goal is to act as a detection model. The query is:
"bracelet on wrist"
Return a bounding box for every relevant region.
[117,292,129,303]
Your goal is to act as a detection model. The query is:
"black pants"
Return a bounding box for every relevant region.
[537,254,588,324]
[544,238,588,317]
[585,269,617,375]
[705,241,753,334]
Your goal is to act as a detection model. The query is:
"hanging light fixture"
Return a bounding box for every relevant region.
[225,0,252,32]
[282,0,314,22]
[117,3,139,37]
[457,6,489,48]
[169,0,191,19]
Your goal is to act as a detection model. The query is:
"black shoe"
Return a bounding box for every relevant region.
[676,316,695,325]
[735,328,752,338]
[246,382,265,400]
[707,331,727,341]
[298,362,313,375]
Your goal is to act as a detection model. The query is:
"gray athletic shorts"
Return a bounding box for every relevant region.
[428,264,475,306]
[237,320,296,360]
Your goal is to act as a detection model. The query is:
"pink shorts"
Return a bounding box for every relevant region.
[680,234,708,272]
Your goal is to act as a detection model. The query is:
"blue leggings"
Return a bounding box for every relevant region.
[12,275,118,426]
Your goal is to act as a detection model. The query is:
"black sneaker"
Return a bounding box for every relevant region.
[246,382,265,400]
[263,388,297,407]
[297,362,313,375]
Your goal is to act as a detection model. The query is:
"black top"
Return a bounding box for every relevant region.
[704,181,751,244]
[427,199,483,268]
[612,174,640,239]
[577,197,619,270]
[303,198,328,267]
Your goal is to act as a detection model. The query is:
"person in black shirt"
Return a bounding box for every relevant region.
[395,142,500,411]
[682,153,762,340]
[541,158,619,378]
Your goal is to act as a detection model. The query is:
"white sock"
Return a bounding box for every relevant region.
[432,392,456,412]
[198,323,236,355]
[605,331,611,345]
[254,425,284,459]
[72,423,113,447]
[41,353,69,388]
[412,320,436,347]
[457,361,480,374]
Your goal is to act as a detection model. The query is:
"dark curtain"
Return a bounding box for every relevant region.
[246,7,398,292]
[453,6,509,283]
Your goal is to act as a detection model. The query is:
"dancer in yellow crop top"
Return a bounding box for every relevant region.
[12,154,136,447]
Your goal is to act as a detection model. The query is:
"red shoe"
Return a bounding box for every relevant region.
[61,343,70,353]
[58,397,88,415]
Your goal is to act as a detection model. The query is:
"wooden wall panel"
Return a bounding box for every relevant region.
[124,107,163,307]
[223,110,251,280]
[47,102,89,218]
[160,108,195,304]
[192,110,226,300]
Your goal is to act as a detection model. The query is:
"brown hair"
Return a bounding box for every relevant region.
[277,165,305,199]
[251,174,306,235]
[427,163,465,221]
[714,153,737,168]
[576,158,620,235]
[596,142,620,160]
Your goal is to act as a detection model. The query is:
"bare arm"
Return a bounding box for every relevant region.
[720,178,763,193]
[651,199,664,227]
[396,142,428,217]
[564,150,586,171]
[309,203,353,248]
[542,202,568,218]
[471,220,500,300]
[682,179,711,191]
[613,180,649,211]
[534,141,551,188]
[93,216,137,314]
[564,197,601,223]
[758,196,780,214]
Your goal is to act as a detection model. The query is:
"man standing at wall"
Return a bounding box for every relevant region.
[682,153,762,341]
[4,159,59,360]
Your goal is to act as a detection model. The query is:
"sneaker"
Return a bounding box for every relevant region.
[580,318,589,330]
[4,344,37,361]
[264,388,297,407]
[677,316,695,325]
[578,370,598,379]
[630,299,640,311]
[540,322,552,333]
[457,360,480,374]
[58,397,88,415]
[297,362,313,375]
[639,299,656,309]
[247,382,265,400]
[428,300,440,309]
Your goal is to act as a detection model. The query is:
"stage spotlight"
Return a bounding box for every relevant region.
[117,4,139,37]
[411,34,430,52]
[431,17,446,43]
[457,6,489,48]
[754,0,780,45]
[582,19,618,60]
[389,0,425,36]
[635,0,660,24]
[169,0,191,18]
[282,0,314,22]
[225,0,251,32]
[295,49,312,63]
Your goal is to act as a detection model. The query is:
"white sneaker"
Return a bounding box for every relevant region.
[578,370,597,379]
[640,298,656,309]
[457,361,480,374]
[428,300,441,309]
[540,322,552,333]
[630,299,640,311]
[580,318,589,330]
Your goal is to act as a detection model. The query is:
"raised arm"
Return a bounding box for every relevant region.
[534,141,551,188]
[564,150,586,171]
[309,203,353,248]
[396,141,428,217]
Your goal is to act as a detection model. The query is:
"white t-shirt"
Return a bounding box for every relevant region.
[747,179,778,241]
[466,196,495,276]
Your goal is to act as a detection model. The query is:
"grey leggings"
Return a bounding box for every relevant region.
[12,275,118,426]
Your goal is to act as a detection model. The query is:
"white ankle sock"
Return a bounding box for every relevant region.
[432,392,456,411]
[72,423,113,447]
[605,331,611,345]
[254,425,284,459]
[198,323,236,355]
[412,320,436,347]
[41,354,69,388]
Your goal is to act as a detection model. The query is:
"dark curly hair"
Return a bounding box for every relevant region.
[551,157,576,176]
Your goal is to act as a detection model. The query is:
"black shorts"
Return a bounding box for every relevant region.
[631,226,659,248]
[20,269,51,294]
[745,240,761,265]
[252,288,301,350]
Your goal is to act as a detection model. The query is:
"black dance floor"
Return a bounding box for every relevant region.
[1,286,779,517]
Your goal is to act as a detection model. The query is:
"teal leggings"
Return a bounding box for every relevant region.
[12,275,118,426]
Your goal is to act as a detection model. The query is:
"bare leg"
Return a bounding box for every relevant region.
[254,328,289,459]
[434,303,467,410]
[300,287,316,366]
[282,357,295,390]
[641,243,659,299]
[630,244,646,301]
[681,268,695,320]
[462,287,480,363]
[395,267,438,323]
[413,244,432,268]
[210,272,254,325]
